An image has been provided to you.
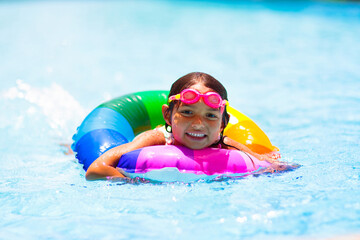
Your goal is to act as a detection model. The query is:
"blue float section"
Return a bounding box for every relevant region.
[117,149,141,173]
[72,107,134,150]
[74,129,129,170]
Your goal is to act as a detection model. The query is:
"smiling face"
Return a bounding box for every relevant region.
[162,83,224,149]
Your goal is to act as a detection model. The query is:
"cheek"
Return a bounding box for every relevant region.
[172,114,185,127]
[170,119,188,144]
[171,115,187,134]
[208,119,222,128]
[208,120,223,137]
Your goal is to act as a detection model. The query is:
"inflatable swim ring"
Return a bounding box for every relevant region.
[118,145,270,182]
[72,90,278,181]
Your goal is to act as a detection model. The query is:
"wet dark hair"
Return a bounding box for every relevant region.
[164,72,230,132]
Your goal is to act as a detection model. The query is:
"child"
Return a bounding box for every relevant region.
[86,72,281,180]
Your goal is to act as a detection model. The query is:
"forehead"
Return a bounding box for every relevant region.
[187,83,214,94]
[178,101,220,112]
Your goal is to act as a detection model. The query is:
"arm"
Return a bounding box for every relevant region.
[222,137,299,173]
[222,136,280,162]
[85,129,166,180]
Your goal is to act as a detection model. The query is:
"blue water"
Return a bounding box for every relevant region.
[1,0,360,239]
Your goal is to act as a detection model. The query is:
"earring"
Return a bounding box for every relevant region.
[165,123,172,133]
[219,131,224,143]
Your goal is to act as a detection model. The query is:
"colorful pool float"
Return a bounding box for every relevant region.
[72,90,278,181]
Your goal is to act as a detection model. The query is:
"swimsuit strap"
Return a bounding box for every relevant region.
[155,125,174,145]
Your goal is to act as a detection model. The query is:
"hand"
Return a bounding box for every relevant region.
[258,152,281,162]
[264,161,301,173]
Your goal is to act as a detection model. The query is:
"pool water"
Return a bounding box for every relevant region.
[1,0,360,239]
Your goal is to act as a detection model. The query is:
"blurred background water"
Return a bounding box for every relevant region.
[0,0,359,239]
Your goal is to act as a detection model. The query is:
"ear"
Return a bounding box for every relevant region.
[219,124,225,135]
[221,112,230,132]
[162,104,171,126]
[220,125,224,132]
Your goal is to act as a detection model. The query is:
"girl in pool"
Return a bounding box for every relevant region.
[86,72,281,180]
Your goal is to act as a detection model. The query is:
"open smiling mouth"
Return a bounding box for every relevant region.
[186,132,206,140]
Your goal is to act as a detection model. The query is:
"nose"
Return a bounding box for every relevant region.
[191,115,204,130]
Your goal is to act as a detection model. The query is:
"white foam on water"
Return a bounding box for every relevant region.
[2,79,87,140]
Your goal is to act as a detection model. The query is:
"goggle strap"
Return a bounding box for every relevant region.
[169,94,181,102]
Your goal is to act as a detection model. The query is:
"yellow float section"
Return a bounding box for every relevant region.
[224,106,279,154]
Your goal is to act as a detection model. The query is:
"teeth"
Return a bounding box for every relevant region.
[187,133,205,137]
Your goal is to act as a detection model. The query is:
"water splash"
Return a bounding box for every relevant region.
[1,79,86,140]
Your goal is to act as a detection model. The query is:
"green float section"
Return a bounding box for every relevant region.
[97,91,168,135]
[140,91,169,129]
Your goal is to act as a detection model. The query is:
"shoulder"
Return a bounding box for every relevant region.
[222,136,233,145]
[221,136,241,150]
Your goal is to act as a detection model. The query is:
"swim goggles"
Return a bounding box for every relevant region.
[168,89,228,113]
